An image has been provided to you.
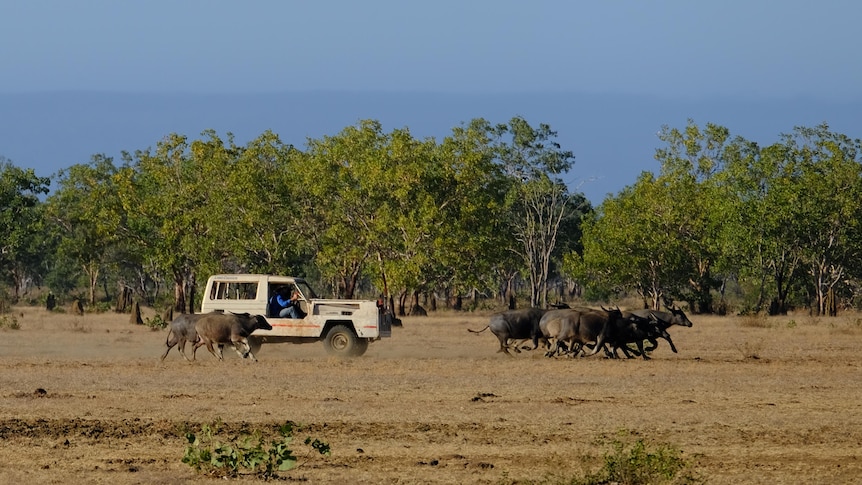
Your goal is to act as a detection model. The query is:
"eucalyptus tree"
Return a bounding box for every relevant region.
[720,139,805,313]
[509,175,588,308]
[488,116,579,309]
[650,121,735,313]
[300,119,456,308]
[433,118,512,308]
[45,155,123,305]
[197,130,305,276]
[118,132,235,312]
[297,120,393,298]
[373,128,448,312]
[573,173,688,309]
[787,125,862,314]
[0,159,50,300]
[721,125,862,315]
[572,121,735,312]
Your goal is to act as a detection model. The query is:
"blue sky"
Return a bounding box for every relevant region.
[2,1,861,203]
[4,0,859,98]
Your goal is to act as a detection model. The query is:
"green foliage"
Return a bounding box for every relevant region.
[590,435,697,485]
[144,314,169,330]
[0,315,20,330]
[8,118,862,315]
[492,117,583,309]
[46,155,124,306]
[90,301,113,313]
[496,432,699,485]
[0,159,51,298]
[182,421,330,479]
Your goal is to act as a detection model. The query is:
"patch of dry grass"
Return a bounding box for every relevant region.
[737,313,771,328]
[734,338,765,360]
[1,305,862,484]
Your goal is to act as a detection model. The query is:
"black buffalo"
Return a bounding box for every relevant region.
[627,305,694,354]
[540,307,630,358]
[193,312,273,362]
[469,307,548,355]
[607,312,668,360]
[160,313,207,362]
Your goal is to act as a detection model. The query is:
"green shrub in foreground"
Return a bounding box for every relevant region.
[499,432,701,485]
[589,436,698,485]
[182,420,330,479]
[144,314,169,330]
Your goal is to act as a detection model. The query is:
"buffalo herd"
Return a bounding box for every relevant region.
[470,305,693,360]
[161,311,272,362]
[160,305,693,362]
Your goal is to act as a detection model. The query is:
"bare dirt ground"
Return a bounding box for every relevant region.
[1,305,861,484]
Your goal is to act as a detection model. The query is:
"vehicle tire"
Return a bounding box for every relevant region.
[352,337,369,357]
[323,325,366,357]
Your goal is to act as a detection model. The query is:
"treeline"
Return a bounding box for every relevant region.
[1,118,860,316]
[567,121,862,316]
[1,117,586,314]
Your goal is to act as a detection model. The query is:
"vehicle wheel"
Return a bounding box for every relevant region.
[323,325,365,357]
[352,337,369,357]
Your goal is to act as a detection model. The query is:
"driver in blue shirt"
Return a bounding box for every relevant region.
[269,286,306,319]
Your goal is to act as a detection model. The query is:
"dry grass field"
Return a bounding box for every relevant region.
[1,304,861,484]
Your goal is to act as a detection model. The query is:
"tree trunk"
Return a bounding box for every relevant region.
[173,271,185,313]
[409,290,427,316]
[85,263,99,306]
[340,262,361,299]
[397,290,407,317]
[115,285,133,313]
[102,277,111,304]
[186,272,196,314]
[826,287,837,316]
[505,274,516,309]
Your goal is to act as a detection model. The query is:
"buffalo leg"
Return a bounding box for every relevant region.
[160,329,177,361]
[617,344,641,359]
[231,337,255,361]
[582,336,606,357]
[634,339,650,360]
[662,333,678,353]
[177,338,194,362]
[496,335,512,355]
[205,340,224,361]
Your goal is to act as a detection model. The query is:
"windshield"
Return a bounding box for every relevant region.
[294,280,318,299]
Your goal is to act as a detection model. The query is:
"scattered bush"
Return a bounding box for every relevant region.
[0,315,20,330]
[91,301,113,313]
[738,314,771,328]
[144,314,169,330]
[497,431,700,485]
[588,435,699,485]
[182,420,330,479]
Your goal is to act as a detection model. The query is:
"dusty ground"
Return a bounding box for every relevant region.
[1,305,861,484]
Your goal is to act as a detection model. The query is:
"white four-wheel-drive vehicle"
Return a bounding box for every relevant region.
[200,274,392,357]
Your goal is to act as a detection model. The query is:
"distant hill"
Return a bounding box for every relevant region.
[2,91,859,204]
